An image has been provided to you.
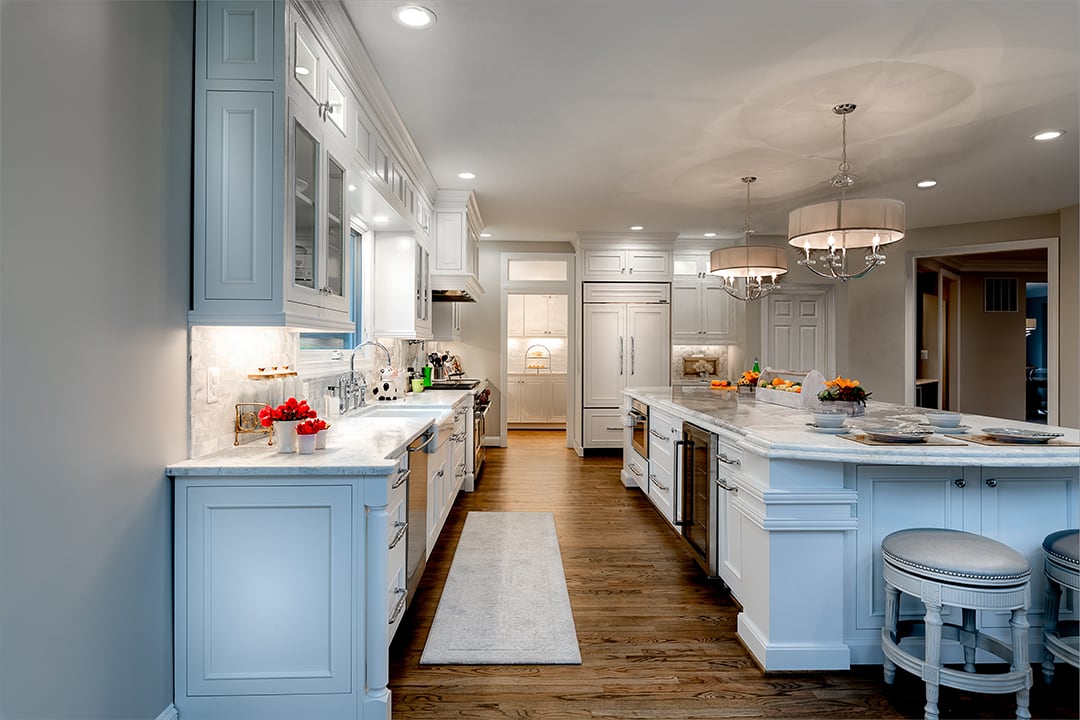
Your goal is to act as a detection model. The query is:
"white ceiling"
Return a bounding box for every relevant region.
[339,0,1079,244]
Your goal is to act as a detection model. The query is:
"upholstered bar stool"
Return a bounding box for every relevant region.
[881,528,1032,720]
[1040,528,1079,683]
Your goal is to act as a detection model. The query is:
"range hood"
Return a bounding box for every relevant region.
[431,273,484,302]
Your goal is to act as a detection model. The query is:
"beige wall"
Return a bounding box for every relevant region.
[1059,205,1079,428]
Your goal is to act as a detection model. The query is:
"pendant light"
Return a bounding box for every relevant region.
[787,103,905,281]
[709,176,788,302]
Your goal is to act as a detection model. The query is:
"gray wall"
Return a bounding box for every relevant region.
[0,2,191,718]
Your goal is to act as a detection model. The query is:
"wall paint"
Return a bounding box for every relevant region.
[0,2,191,717]
[1059,205,1079,428]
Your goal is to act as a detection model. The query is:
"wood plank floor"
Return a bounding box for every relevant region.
[389,431,1079,719]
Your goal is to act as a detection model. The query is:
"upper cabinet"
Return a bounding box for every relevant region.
[507,294,567,337]
[432,191,484,300]
[191,0,436,330]
[370,233,431,339]
[672,252,736,343]
[581,249,671,281]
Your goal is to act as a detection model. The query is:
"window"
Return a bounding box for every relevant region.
[300,226,363,352]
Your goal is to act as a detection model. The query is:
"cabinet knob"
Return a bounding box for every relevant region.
[954,478,966,488]
[985,478,998,488]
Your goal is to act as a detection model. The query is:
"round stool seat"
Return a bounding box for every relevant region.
[883,528,1031,587]
[1043,529,1079,570]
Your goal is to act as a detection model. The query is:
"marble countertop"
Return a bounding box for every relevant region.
[628,386,1080,467]
[169,388,475,477]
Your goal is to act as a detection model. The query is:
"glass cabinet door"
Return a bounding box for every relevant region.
[325,153,345,298]
[293,120,318,291]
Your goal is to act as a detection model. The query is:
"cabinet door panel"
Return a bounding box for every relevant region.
[522,377,551,422]
[671,282,701,341]
[205,91,274,300]
[206,1,276,80]
[550,377,568,422]
[184,484,352,696]
[584,250,625,276]
[322,152,348,311]
[547,295,568,336]
[627,304,670,386]
[522,295,550,336]
[506,294,525,337]
[582,305,624,406]
[627,250,669,277]
[701,284,734,340]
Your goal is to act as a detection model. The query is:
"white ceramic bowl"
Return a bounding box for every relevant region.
[926,411,962,428]
[811,411,847,428]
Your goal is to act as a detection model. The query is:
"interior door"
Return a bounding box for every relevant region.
[763,288,832,374]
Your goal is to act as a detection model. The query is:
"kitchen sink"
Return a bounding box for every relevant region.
[358,407,447,418]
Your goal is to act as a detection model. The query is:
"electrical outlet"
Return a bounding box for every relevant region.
[920,349,929,360]
[206,366,221,404]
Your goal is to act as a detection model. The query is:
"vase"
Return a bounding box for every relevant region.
[315,427,330,450]
[821,401,865,416]
[297,432,316,455]
[274,420,299,453]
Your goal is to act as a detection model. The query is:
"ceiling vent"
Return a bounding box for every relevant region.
[984,277,1019,312]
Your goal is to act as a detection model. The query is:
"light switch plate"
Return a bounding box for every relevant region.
[206,366,221,404]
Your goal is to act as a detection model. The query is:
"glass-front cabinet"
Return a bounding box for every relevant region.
[288,105,350,314]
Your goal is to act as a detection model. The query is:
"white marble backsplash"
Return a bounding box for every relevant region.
[672,345,732,384]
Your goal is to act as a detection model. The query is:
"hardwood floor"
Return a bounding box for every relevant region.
[389,431,1079,719]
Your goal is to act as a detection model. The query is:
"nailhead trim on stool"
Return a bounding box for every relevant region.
[1041,529,1079,684]
[881,528,1032,720]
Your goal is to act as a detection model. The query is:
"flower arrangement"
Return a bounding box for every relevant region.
[258,397,317,426]
[818,376,871,405]
[296,418,329,436]
[737,370,760,386]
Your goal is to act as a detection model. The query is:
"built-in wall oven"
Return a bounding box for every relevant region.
[680,422,719,578]
[629,398,649,458]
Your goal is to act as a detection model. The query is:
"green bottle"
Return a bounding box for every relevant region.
[752,358,760,374]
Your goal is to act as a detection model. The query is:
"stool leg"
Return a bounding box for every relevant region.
[962,607,976,673]
[1042,576,1062,684]
[883,583,899,684]
[1011,607,1031,720]
[923,601,943,720]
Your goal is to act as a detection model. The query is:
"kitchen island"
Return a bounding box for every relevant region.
[624,386,1079,671]
[166,388,474,720]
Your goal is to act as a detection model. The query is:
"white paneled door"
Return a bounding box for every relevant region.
[762,287,833,375]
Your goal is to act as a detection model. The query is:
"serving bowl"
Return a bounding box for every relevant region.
[925,411,962,428]
[810,411,847,428]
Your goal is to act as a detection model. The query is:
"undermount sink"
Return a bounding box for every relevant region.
[357,406,445,418]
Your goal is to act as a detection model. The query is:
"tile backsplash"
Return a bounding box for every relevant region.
[188,327,431,458]
[671,345,733,384]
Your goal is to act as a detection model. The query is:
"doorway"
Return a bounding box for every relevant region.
[907,239,1056,424]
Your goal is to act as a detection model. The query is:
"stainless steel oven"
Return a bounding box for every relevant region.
[679,422,718,578]
[629,398,649,458]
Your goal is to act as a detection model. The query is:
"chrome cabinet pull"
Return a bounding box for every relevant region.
[618,337,624,375]
[389,520,408,550]
[630,337,636,375]
[717,452,741,466]
[985,478,998,488]
[392,467,409,489]
[649,428,667,441]
[651,474,669,492]
[716,478,738,493]
[388,587,407,625]
[954,478,966,488]
[605,425,622,431]
[628,461,642,476]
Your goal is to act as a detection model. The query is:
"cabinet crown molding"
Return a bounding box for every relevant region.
[575,231,678,249]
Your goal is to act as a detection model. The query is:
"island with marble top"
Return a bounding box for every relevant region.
[623,385,1079,671]
[166,388,476,720]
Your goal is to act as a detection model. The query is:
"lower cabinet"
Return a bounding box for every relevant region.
[506,373,567,424]
[172,458,406,719]
[646,408,680,526]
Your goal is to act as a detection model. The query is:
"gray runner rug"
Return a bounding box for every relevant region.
[420,511,581,664]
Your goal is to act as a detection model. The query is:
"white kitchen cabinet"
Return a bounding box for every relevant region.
[506,374,567,424]
[507,294,567,337]
[581,249,671,281]
[714,431,745,600]
[425,435,450,556]
[582,303,670,407]
[370,233,431,339]
[672,278,735,343]
[432,190,484,299]
[646,407,681,526]
[673,253,711,277]
[582,409,626,447]
[172,455,407,719]
[432,301,462,341]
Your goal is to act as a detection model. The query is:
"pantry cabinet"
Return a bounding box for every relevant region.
[508,294,567,337]
[672,279,735,343]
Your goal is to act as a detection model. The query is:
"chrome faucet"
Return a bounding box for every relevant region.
[337,341,394,411]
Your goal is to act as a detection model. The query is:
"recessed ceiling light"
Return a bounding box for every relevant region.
[373,215,389,224]
[703,232,717,238]
[294,66,311,76]
[630,225,644,231]
[915,179,938,189]
[393,5,436,29]
[348,184,357,192]
[1032,129,1066,142]
[457,171,476,180]
[479,232,492,238]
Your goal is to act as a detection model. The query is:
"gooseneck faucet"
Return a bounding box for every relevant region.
[337,341,394,412]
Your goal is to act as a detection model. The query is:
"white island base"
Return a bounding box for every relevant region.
[626,387,1079,671]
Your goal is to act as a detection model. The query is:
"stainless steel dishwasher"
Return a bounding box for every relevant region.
[405,429,435,606]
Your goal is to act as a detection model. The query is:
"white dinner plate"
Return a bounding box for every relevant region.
[981,427,1064,444]
[863,427,933,443]
[929,424,971,434]
[806,424,850,435]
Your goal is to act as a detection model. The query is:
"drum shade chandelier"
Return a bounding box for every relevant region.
[787,103,905,281]
[709,176,788,302]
